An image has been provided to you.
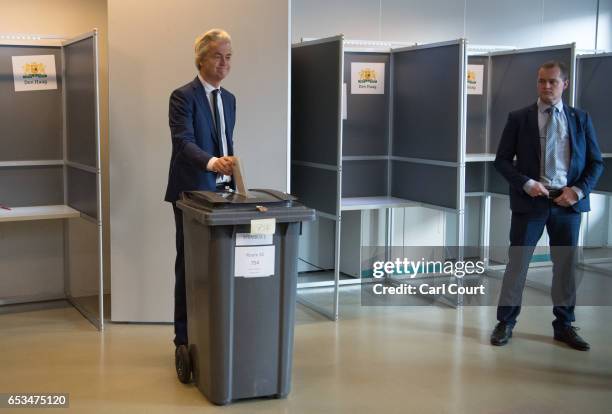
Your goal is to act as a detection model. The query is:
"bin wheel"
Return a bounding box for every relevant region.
[175,344,192,384]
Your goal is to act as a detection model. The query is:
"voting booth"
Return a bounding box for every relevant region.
[0,30,104,330]
[576,52,612,193]
[467,44,575,267]
[291,35,577,318]
[575,52,612,275]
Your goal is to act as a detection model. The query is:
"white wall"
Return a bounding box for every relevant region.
[292,0,609,50]
[109,0,290,322]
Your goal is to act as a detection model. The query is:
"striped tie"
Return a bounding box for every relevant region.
[544,107,561,183]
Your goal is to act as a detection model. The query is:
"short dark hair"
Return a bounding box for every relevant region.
[538,60,569,81]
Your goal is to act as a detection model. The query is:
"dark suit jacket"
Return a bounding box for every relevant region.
[164,77,236,202]
[494,103,603,213]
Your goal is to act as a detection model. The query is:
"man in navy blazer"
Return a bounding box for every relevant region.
[491,61,603,351]
[164,29,236,352]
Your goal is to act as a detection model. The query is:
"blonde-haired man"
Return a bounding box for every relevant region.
[491,61,603,351]
[165,29,237,356]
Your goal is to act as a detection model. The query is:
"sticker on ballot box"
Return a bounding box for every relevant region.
[234,245,275,278]
[236,233,273,246]
[250,218,276,235]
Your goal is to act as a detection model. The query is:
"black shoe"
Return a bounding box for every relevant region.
[554,326,590,351]
[490,322,513,346]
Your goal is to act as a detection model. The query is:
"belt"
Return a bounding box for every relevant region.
[546,188,563,200]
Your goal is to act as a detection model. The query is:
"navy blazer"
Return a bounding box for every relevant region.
[494,103,603,213]
[165,77,236,202]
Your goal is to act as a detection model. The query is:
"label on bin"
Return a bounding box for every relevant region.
[250,218,276,235]
[236,233,273,246]
[234,246,275,278]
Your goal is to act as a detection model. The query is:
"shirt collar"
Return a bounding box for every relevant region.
[537,97,563,114]
[197,74,220,95]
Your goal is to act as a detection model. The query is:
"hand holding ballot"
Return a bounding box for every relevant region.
[212,156,235,176]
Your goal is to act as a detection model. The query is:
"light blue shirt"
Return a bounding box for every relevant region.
[523,99,584,201]
[537,99,569,188]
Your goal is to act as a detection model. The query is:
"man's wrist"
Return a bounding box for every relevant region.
[570,186,584,201]
[523,179,537,194]
[206,157,218,172]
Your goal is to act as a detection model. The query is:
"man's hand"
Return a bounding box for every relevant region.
[212,156,234,176]
[525,181,549,198]
[553,187,578,207]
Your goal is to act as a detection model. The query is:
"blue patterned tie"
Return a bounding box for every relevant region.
[544,107,560,184]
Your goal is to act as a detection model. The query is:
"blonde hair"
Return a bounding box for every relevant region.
[194,29,232,70]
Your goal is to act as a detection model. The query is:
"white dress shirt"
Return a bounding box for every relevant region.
[198,74,230,184]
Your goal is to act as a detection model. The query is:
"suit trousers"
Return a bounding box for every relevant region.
[172,203,187,346]
[497,203,581,331]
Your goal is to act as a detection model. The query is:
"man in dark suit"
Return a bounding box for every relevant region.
[491,61,603,351]
[164,29,236,349]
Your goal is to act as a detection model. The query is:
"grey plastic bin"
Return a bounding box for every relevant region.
[176,188,315,405]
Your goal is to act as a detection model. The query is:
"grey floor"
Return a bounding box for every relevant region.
[1,269,611,413]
